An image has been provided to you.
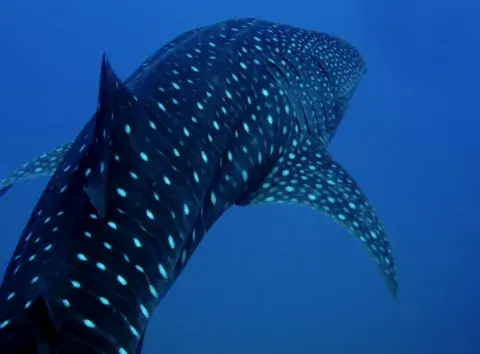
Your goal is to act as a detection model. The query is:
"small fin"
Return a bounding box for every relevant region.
[238,139,398,299]
[0,143,72,198]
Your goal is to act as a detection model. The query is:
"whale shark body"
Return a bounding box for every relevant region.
[0,18,397,353]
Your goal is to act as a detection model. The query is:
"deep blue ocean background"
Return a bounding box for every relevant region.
[0,1,479,353]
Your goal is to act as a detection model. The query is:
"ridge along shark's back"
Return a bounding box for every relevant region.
[0,18,397,353]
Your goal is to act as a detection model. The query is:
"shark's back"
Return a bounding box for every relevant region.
[0,19,366,196]
[126,18,367,144]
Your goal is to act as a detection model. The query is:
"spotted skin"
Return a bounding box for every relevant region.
[0,18,397,353]
[0,27,205,199]
[0,143,72,196]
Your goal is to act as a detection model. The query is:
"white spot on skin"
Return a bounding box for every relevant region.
[158,264,168,279]
[201,151,208,163]
[133,238,142,247]
[140,304,149,318]
[117,188,127,197]
[98,296,110,306]
[157,102,166,111]
[146,210,155,220]
[96,262,106,271]
[129,325,140,338]
[107,221,117,230]
[71,280,81,288]
[168,235,175,249]
[149,285,158,298]
[77,253,88,262]
[117,275,127,286]
[83,319,96,329]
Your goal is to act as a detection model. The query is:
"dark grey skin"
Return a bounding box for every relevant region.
[0,18,397,353]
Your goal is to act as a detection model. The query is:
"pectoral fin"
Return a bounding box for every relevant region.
[0,143,72,197]
[238,139,398,299]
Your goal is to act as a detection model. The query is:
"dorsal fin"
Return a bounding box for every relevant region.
[84,54,130,219]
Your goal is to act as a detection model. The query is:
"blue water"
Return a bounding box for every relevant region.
[0,1,478,353]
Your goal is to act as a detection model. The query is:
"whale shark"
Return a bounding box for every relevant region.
[0,18,397,353]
